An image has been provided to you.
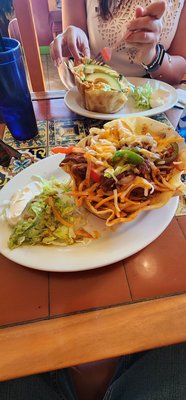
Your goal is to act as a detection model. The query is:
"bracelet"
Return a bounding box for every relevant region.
[141,44,166,73]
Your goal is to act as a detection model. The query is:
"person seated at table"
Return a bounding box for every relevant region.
[50,0,186,87]
[0,343,186,399]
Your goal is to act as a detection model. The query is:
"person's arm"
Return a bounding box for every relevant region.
[50,0,89,64]
[151,1,186,84]
[124,1,186,85]
[62,0,88,33]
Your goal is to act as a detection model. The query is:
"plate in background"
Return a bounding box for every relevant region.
[64,77,178,120]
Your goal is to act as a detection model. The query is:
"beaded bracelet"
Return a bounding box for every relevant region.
[142,44,166,73]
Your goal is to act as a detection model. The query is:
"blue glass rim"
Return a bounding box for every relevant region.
[0,37,21,64]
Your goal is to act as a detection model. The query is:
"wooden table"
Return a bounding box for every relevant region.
[0,92,186,382]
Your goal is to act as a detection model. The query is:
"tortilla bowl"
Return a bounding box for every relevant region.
[75,75,129,113]
[60,116,186,226]
[68,59,131,113]
[105,116,186,170]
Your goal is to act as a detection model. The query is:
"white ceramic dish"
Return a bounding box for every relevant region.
[64,77,178,120]
[0,154,178,272]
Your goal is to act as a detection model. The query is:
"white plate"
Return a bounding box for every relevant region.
[0,154,178,272]
[64,77,178,120]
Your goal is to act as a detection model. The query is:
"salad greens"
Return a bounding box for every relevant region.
[131,81,153,110]
[6,177,90,249]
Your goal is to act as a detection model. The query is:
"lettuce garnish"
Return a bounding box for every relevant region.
[131,81,153,110]
[7,177,87,249]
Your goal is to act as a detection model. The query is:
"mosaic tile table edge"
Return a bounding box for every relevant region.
[0,115,186,216]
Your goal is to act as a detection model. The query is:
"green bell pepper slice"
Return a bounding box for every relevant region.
[112,149,144,165]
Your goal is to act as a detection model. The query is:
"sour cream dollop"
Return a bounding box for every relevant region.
[150,88,170,108]
[6,181,43,226]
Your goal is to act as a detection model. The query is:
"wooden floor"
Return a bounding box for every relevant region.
[27,54,65,91]
[41,54,65,90]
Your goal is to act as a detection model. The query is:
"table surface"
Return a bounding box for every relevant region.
[0,91,186,382]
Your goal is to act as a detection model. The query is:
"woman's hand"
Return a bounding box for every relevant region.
[50,25,90,66]
[124,1,166,65]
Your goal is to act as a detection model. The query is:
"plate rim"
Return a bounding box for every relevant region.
[0,154,178,272]
[64,77,178,120]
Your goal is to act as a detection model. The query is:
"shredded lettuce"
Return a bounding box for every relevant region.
[131,81,153,110]
[104,164,131,179]
[7,177,87,249]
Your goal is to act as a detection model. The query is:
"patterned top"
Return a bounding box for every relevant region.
[86,0,184,76]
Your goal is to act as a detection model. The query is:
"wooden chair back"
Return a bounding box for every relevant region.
[13,0,46,92]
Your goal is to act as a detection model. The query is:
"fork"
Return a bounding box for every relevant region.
[94,5,164,65]
[93,35,129,64]
[93,34,128,64]
[94,47,113,64]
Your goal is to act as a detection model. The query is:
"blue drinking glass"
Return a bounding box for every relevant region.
[177,105,186,142]
[0,37,38,141]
